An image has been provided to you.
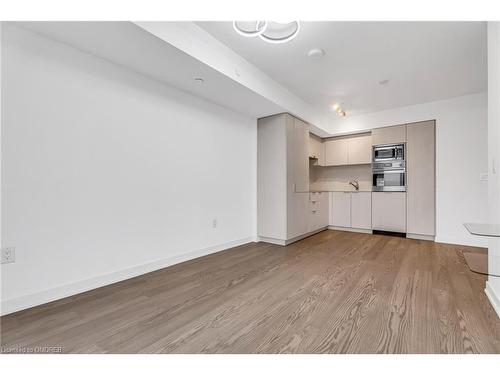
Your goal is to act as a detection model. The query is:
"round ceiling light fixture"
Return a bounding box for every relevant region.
[232,21,300,44]
[233,21,267,38]
[259,21,300,44]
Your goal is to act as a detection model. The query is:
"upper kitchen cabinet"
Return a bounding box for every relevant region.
[324,133,372,166]
[325,138,348,166]
[309,134,325,166]
[406,120,435,239]
[347,133,372,164]
[371,124,406,145]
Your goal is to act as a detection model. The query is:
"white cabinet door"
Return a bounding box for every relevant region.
[371,125,406,145]
[407,121,435,236]
[309,134,324,166]
[292,117,310,192]
[331,192,351,228]
[372,192,406,233]
[288,192,309,239]
[318,192,329,227]
[348,134,372,165]
[351,192,372,229]
[325,138,348,166]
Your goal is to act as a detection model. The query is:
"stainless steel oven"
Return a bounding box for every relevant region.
[372,163,406,192]
[373,144,405,162]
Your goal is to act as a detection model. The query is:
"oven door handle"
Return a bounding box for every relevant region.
[372,169,405,174]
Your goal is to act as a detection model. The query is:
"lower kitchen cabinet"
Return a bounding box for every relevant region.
[330,191,372,230]
[330,192,351,228]
[351,192,372,230]
[309,192,329,232]
[371,192,406,233]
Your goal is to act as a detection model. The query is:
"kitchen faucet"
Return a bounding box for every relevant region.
[349,180,360,191]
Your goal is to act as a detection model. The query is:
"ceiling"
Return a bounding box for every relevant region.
[14,22,284,119]
[197,21,487,117]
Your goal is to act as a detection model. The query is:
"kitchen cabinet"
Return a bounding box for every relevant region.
[348,134,372,164]
[309,192,329,232]
[309,134,324,166]
[291,117,310,192]
[330,192,351,228]
[330,191,372,230]
[325,134,372,166]
[351,192,372,229]
[257,113,314,245]
[288,192,310,239]
[372,192,406,233]
[325,138,348,166]
[407,120,435,239]
[371,124,406,145]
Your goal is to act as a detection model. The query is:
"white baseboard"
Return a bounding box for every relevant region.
[0,236,254,316]
[257,236,286,246]
[485,281,500,319]
[258,227,328,246]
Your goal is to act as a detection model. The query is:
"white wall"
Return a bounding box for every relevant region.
[486,22,500,318]
[0,25,257,314]
[326,93,488,247]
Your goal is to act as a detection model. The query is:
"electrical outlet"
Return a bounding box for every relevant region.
[212,218,217,229]
[1,247,16,264]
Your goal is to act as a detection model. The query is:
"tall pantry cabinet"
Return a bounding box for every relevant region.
[257,113,318,245]
[406,120,436,240]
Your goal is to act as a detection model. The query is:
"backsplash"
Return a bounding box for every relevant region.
[310,164,372,191]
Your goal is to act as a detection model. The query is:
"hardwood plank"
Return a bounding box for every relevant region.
[1,230,499,354]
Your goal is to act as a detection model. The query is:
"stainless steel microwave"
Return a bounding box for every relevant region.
[372,143,405,162]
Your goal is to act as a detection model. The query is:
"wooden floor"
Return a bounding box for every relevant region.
[2,230,500,353]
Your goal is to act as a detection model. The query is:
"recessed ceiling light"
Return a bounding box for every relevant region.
[308,48,325,59]
[379,79,390,86]
[194,77,204,84]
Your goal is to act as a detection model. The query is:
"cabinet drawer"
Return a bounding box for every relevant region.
[309,192,322,202]
[309,200,320,210]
